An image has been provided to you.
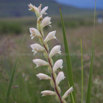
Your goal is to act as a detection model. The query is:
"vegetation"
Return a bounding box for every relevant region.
[0,15,103,103]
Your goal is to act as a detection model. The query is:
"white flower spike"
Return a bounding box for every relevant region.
[36,73,51,80]
[49,45,61,58]
[29,28,41,39]
[33,59,49,68]
[29,3,73,103]
[62,87,73,99]
[41,6,48,15]
[41,90,55,96]
[30,43,44,55]
[41,16,51,28]
[56,72,65,85]
[44,31,57,43]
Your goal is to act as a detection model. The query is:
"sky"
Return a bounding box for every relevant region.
[55,0,103,9]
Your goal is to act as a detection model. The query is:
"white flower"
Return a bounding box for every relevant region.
[36,73,51,80]
[62,87,73,99]
[41,16,51,28]
[28,3,48,17]
[41,6,48,15]
[33,59,48,68]
[30,43,44,55]
[53,59,63,72]
[28,3,40,16]
[44,31,57,43]
[29,28,41,39]
[56,72,65,85]
[41,90,55,96]
[49,45,61,58]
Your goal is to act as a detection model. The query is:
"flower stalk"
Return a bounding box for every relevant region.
[28,3,73,103]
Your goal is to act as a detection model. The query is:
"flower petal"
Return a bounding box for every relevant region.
[33,59,48,68]
[36,73,51,80]
[41,90,55,96]
[41,16,51,28]
[56,71,65,85]
[41,6,48,15]
[62,87,73,99]
[44,31,57,43]
[49,45,61,58]
[53,59,63,72]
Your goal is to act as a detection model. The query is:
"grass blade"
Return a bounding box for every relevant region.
[86,1,96,103]
[5,34,26,103]
[80,40,83,103]
[59,6,76,103]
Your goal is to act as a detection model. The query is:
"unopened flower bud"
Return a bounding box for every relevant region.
[56,72,65,85]
[36,73,51,80]
[33,59,49,68]
[41,90,55,96]
[44,31,57,43]
[43,51,48,58]
[57,86,61,94]
[50,79,55,88]
[49,45,61,58]
[53,59,63,72]
[62,87,73,99]
[55,94,60,102]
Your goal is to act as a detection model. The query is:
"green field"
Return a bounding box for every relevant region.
[0,16,103,103]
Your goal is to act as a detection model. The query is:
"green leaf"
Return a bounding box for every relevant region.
[59,6,76,103]
[5,34,26,103]
[86,1,96,103]
[80,40,83,103]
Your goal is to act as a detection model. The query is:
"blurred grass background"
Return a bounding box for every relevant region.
[0,1,103,102]
[0,15,103,103]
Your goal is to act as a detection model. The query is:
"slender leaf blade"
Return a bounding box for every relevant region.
[86,1,96,103]
[59,6,76,103]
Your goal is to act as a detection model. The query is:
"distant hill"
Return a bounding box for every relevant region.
[0,0,96,17]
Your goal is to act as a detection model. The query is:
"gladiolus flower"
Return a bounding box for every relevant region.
[30,43,44,55]
[56,72,65,85]
[29,28,41,39]
[49,45,61,58]
[36,73,51,80]
[33,59,49,68]
[41,90,55,96]
[41,16,51,28]
[53,59,63,72]
[62,87,73,99]
[44,31,57,43]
